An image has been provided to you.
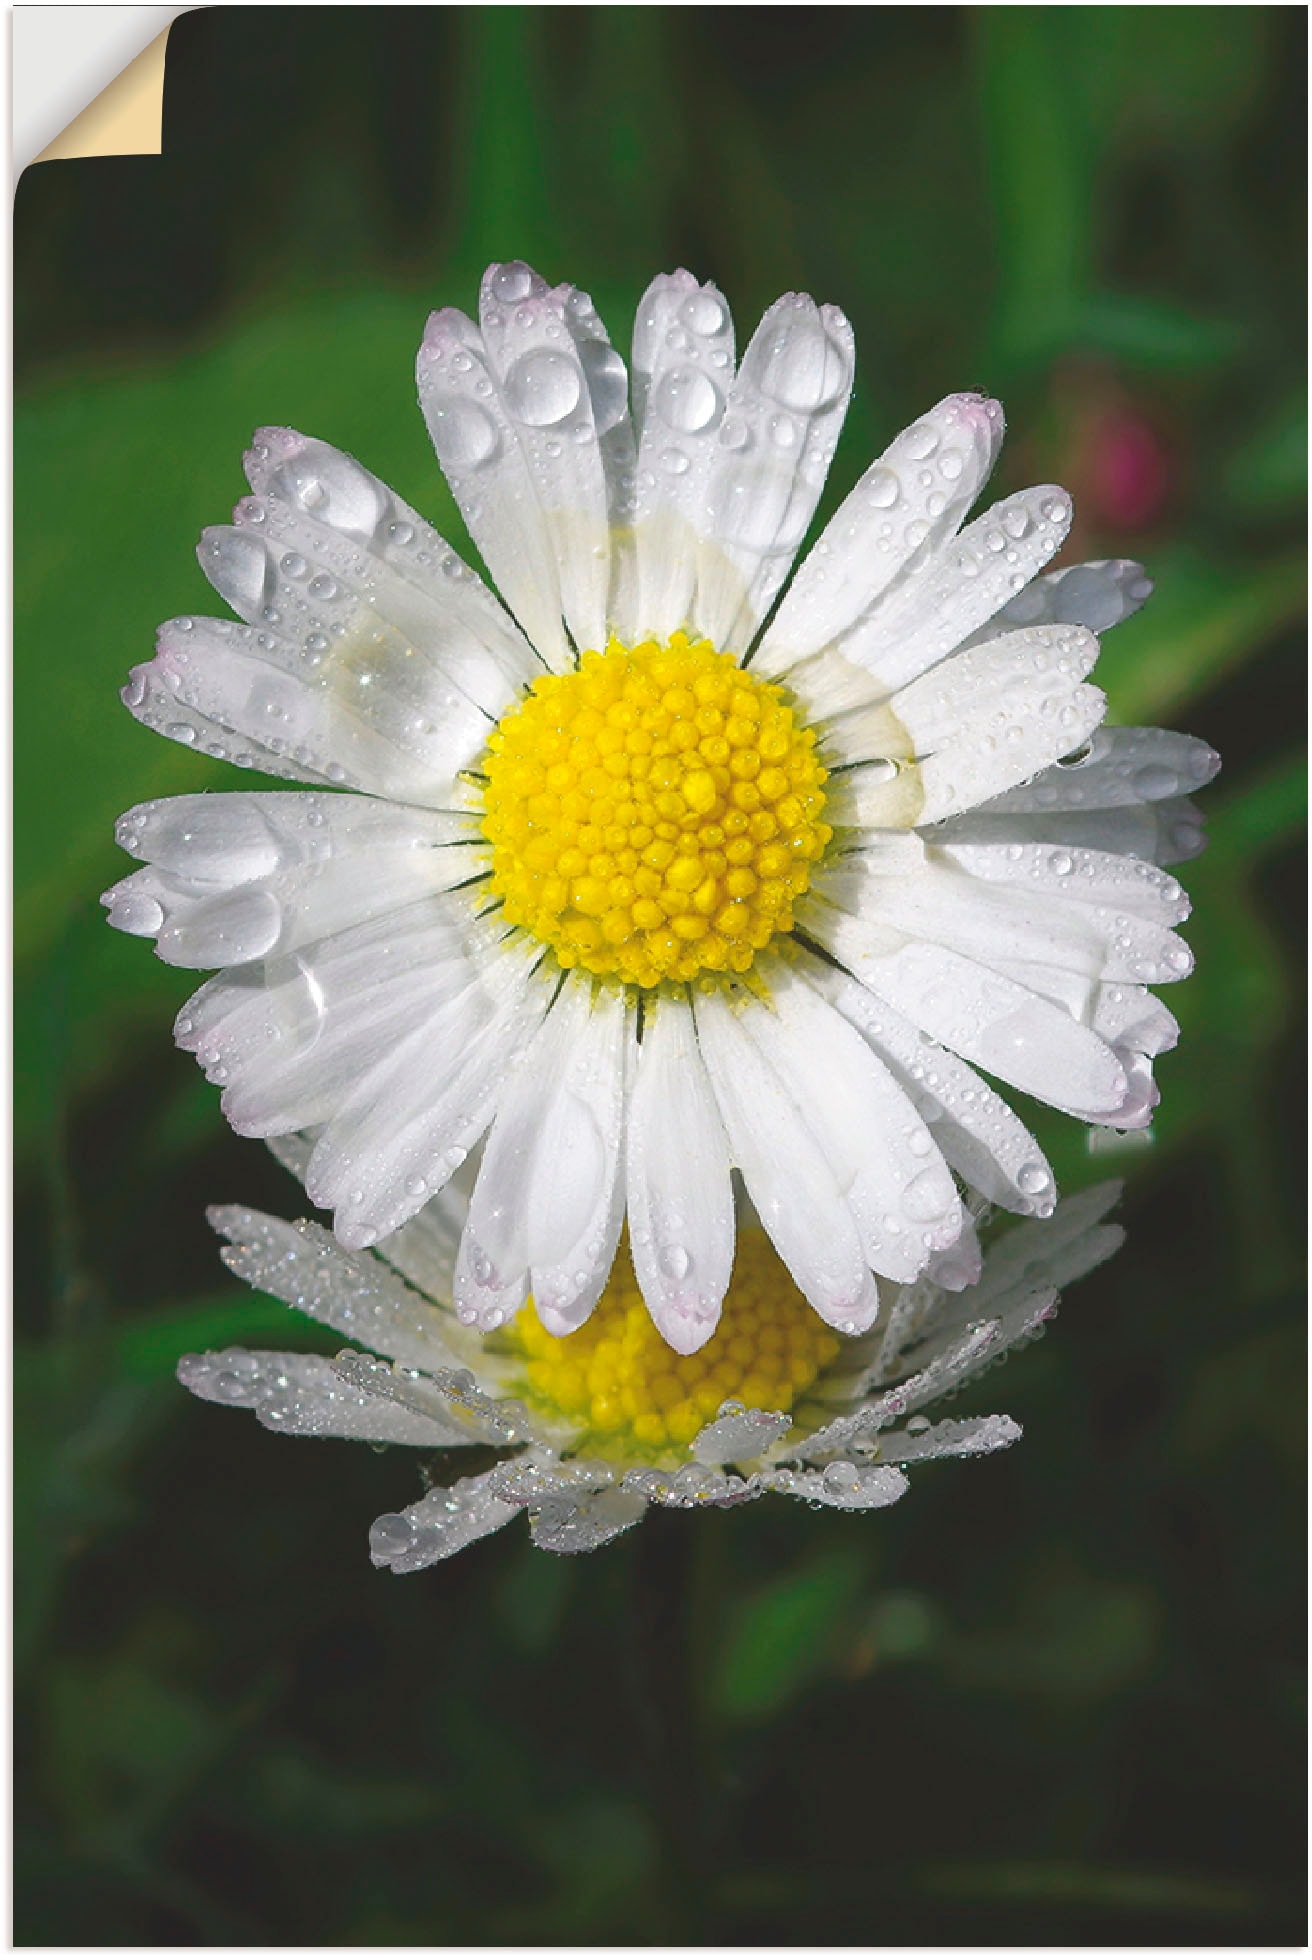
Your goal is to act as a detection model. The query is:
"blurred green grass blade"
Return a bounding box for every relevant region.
[1223,386,1308,514]
[1096,547,1305,724]
[1077,292,1243,370]
[116,1292,339,1382]
[919,1859,1268,1920]
[453,7,559,266]
[975,9,1092,369]
[711,1545,866,1723]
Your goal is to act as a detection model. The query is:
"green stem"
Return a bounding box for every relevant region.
[631,1509,711,1939]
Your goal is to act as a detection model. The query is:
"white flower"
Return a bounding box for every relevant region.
[104,261,1216,1352]
[179,1141,1126,1563]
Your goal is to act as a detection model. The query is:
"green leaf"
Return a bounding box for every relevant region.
[115,1291,338,1382]
[711,1545,866,1723]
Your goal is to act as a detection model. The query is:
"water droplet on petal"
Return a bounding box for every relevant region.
[658,1243,691,1281]
[652,365,721,434]
[430,397,499,467]
[505,349,582,428]
[680,291,726,337]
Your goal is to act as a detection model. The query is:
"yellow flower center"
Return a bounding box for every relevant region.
[511,1230,841,1458]
[480,632,830,987]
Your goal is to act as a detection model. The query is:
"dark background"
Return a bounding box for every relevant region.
[14,6,1306,1944]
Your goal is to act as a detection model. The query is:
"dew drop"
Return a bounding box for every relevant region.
[1133,763,1179,800]
[680,291,726,337]
[430,397,500,467]
[491,262,534,305]
[903,1168,954,1222]
[578,340,629,435]
[658,1243,692,1281]
[652,364,721,434]
[369,1513,415,1557]
[505,349,582,428]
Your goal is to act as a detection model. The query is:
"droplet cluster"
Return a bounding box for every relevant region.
[480,633,830,986]
[513,1231,841,1456]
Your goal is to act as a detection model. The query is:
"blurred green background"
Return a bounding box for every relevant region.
[13,5,1306,1943]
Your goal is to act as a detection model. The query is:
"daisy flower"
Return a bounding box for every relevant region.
[104,261,1216,1352]
[179,1142,1125,1562]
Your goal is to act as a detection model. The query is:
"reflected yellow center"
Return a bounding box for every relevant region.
[512,1230,841,1456]
[480,633,830,987]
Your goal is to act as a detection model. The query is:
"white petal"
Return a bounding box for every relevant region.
[816,840,1192,988]
[367,1154,479,1307]
[695,294,855,653]
[529,1485,648,1554]
[691,986,881,1332]
[133,615,492,807]
[815,1317,1010,1456]
[178,903,509,1138]
[630,270,737,642]
[926,1213,983,1292]
[691,1407,792,1464]
[417,300,573,671]
[956,1181,1126,1318]
[766,1461,908,1509]
[878,1412,1022,1464]
[104,793,484,967]
[453,975,631,1334]
[838,485,1075,693]
[120,649,339,786]
[801,962,1056,1217]
[991,961,1181,1128]
[1088,981,1179,1057]
[208,1205,465,1376]
[800,904,1128,1118]
[475,263,613,655]
[115,789,466,885]
[763,958,964,1280]
[228,427,544,706]
[526,983,631,1332]
[755,392,1006,676]
[624,1461,762,1509]
[624,993,735,1353]
[977,725,1221,814]
[966,558,1153,641]
[304,934,555,1245]
[882,1186,1124,1390]
[886,623,1108,823]
[557,282,640,638]
[891,623,1099,752]
[368,1468,520,1572]
[176,1347,454,1446]
[933,839,1191,926]
[933,800,1207,868]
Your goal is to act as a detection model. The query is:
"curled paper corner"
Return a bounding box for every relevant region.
[15,6,197,173]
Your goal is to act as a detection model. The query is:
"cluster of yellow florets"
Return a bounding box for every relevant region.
[513,1232,841,1457]
[480,633,830,988]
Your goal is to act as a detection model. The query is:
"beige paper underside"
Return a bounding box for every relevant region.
[35,25,172,162]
